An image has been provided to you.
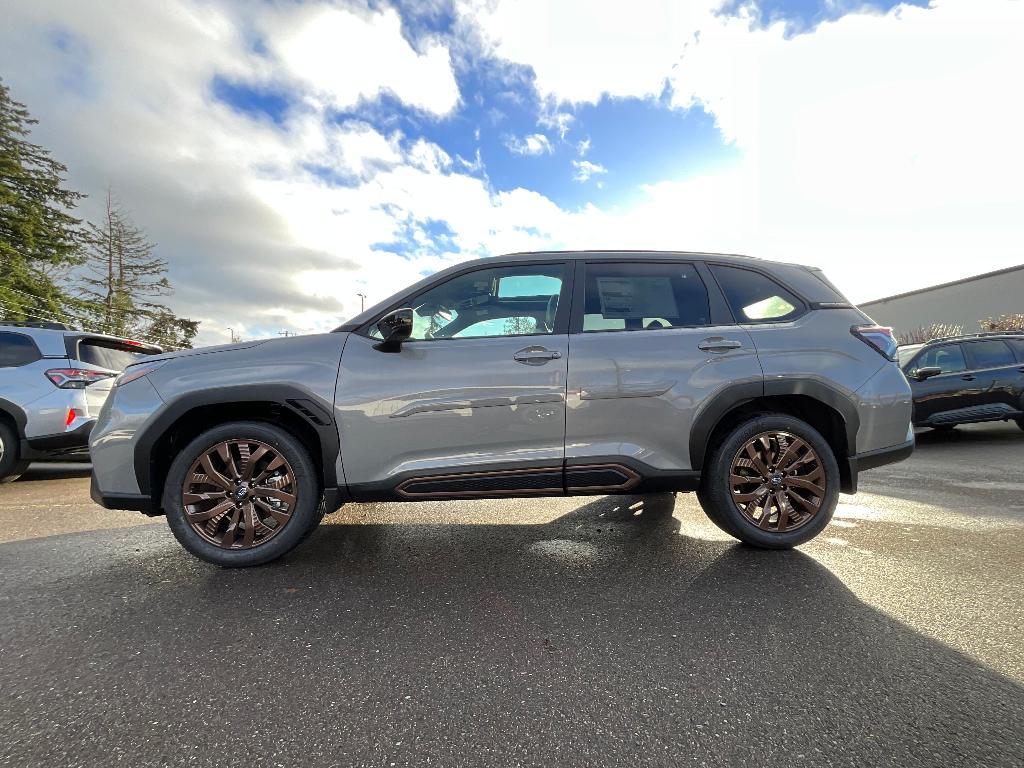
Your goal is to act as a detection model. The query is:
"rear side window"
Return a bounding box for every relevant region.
[710,265,802,322]
[581,262,710,332]
[913,344,966,374]
[964,340,1015,369]
[0,332,42,367]
[77,340,151,371]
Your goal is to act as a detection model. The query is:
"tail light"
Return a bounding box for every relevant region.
[45,368,116,389]
[851,325,898,361]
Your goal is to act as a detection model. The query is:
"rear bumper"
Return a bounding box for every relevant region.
[22,421,95,458]
[845,436,915,493]
[90,473,159,515]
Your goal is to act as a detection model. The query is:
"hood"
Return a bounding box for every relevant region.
[138,339,267,364]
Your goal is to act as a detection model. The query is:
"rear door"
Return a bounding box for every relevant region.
[960,339,1021,419]
[564,260,761,483]
[335,260,572,497]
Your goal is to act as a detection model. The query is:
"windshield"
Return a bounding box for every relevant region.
[896,345,921,368]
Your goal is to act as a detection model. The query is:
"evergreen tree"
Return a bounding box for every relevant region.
[0,78,85,323]
[78,188,198,349]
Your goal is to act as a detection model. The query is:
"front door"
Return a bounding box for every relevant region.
[906,342,973,423]
[335,261,571,499]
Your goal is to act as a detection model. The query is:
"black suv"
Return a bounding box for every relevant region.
[898,332,1024,431]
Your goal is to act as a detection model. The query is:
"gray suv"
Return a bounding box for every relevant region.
[0,322,160,482]
[90,251,914,566]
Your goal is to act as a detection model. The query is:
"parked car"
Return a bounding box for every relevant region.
[898,331,1024,431]
[0,322,161,482]
[90,251,914,566]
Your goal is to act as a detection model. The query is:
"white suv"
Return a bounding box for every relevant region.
[0,322,160,482]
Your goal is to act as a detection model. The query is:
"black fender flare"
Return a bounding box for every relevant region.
[688,378,859,471]
[0,397,28,434]
[133,384,341,501]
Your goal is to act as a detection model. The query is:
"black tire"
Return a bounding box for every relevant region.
[932,424,957,432]
[162,421,322,567]
[0,420,31,484]
[698,414,840,549]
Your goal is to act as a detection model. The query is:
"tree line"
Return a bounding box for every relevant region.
[0,78,198,349]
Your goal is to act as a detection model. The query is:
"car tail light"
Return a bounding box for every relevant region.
[114,360,167,387]
[66,408,84,427]
[851,325,898,361]
[45,368,116,389]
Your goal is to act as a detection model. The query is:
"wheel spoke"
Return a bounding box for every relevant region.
[186,498,235,522]
[254,498,291,525]
[251,486,296,507]
[776,438,807,472]
[252,455,285,484]
[220,506,243,548]
[216,442,240,481]
[733,484,768,502]
[774,492,789,531]
[241,445,270,480]
[183,490,227,504]
[783,476,824,496]
[199,454,233,490]
[744,443,770,477]
[757,495,774,529]
[240,501,256,548]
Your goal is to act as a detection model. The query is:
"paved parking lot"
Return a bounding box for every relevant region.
[1,423,1022,767]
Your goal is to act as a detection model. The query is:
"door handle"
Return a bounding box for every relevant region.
[961,374,976,381]
[698,337,742,352]
[513,346,562,365]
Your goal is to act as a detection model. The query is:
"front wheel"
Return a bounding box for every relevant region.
[698,414,840,549]
[162,421,322,567]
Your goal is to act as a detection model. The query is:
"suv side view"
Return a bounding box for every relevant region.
[0,322,161,482]
[90,251,914,567]
[898,331,1024,431]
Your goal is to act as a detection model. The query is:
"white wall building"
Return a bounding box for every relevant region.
[859,264,1024,336]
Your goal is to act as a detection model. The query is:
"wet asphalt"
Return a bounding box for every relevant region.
[1,423,1022,767]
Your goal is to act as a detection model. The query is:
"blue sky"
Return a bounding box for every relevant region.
[1,0,1022,343]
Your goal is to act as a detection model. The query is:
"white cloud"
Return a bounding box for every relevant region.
[505,133,553,155]
[572,159,607,182]
[576,138,591,156]
[464,0,718,103]
[267,4,460,117]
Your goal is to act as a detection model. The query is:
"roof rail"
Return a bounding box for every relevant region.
[0,320,72,331]
[923,330,1024,345]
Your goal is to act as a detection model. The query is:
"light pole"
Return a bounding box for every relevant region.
[356,292,367,312]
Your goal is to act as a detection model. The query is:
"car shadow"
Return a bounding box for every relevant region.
[1,493,1021,766]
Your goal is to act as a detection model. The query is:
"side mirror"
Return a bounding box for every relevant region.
[914,366,942,381]
[376,308,413,351]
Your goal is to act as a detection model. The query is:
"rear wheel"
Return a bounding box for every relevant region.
[163,421,322,567]
[698,414,839,549]
[0,421,31,483]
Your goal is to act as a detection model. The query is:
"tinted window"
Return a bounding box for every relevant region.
[581,263,710,332]
[913,344,966,374]
[964,340,1015,369]
[710,265,802,322]
[374,264,566,341]
[0,332,42,367]
[77,340,151,371]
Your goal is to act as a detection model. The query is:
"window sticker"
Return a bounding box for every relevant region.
[596,277,678,319]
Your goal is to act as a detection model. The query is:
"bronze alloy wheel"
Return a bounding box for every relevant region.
[181,439,298,550]
[728,431,826,533]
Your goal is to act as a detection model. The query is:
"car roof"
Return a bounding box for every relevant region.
[922,331,1024,346]
[0,324,162,356]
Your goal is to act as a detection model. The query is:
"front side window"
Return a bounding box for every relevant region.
[710,265,802,322]
[964,339,1015,369]
[581,262,711,332]
[372,264,566,341]
[913,344,967,375]
[0,332,42,367]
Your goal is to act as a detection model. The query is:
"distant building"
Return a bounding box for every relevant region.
[859,264,1024,335]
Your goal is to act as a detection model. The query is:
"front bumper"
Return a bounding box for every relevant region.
[845,436,915,493]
